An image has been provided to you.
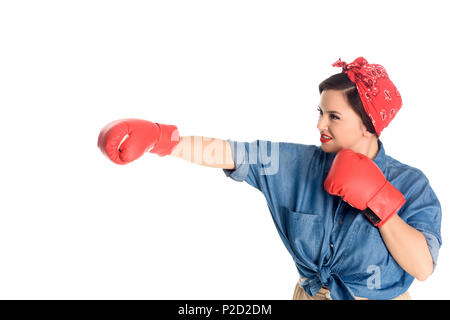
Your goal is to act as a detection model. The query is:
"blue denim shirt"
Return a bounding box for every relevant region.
[223,139,442,300]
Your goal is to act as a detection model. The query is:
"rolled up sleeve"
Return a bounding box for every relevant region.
[222,139,250,183]
[222,139,281,191]
[421,230,440,271]
[398,172,442,272]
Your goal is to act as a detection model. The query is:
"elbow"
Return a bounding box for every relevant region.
[415,273,430,282]
[414,263,434,282]
[413,245,435,281]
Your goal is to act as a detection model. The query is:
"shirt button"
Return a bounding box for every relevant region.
[330,243,334,248]
[339,220,343,225]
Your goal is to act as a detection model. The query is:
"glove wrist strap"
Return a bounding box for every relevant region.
[149,123,181,156]
[364,181,406,227]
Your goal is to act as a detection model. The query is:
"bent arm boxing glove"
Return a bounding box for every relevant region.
[97,119,180,165]
[324,149,406,228]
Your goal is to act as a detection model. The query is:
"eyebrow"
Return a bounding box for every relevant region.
[317,105,342,115]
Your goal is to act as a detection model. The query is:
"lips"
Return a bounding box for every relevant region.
[320,134,332,143]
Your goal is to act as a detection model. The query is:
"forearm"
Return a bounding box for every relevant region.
[379,213,433,281]
[169,136,235,169]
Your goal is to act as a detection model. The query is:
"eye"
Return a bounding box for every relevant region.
[317,107,340,120]
[330,114,340,120]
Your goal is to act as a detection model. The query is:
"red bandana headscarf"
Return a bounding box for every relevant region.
[332,57,402,136]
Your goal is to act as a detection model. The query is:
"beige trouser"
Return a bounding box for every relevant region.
[293,280,411,300]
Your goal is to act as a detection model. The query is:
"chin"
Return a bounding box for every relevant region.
[320,143,340,153]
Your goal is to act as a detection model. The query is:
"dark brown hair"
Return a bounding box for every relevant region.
[318,73,378,138]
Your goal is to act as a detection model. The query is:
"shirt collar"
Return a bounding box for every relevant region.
[373,139,386,172]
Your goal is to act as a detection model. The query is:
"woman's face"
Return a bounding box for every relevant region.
[317,89,370,153]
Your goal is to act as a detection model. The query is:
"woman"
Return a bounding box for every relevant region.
[97,57,442,300]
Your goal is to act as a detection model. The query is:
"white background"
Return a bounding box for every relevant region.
[0,0,448,299]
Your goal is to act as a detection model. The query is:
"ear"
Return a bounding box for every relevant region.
[362,127,371,137]
[358,121,370,137]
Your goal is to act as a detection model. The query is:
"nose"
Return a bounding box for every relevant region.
[317,116,328,132]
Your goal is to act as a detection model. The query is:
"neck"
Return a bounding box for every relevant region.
[354,137,379,160]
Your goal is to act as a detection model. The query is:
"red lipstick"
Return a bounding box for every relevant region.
[320,134,332,144]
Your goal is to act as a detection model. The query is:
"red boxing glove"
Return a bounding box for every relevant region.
[97,119,180,165]
[324,149,406,228]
